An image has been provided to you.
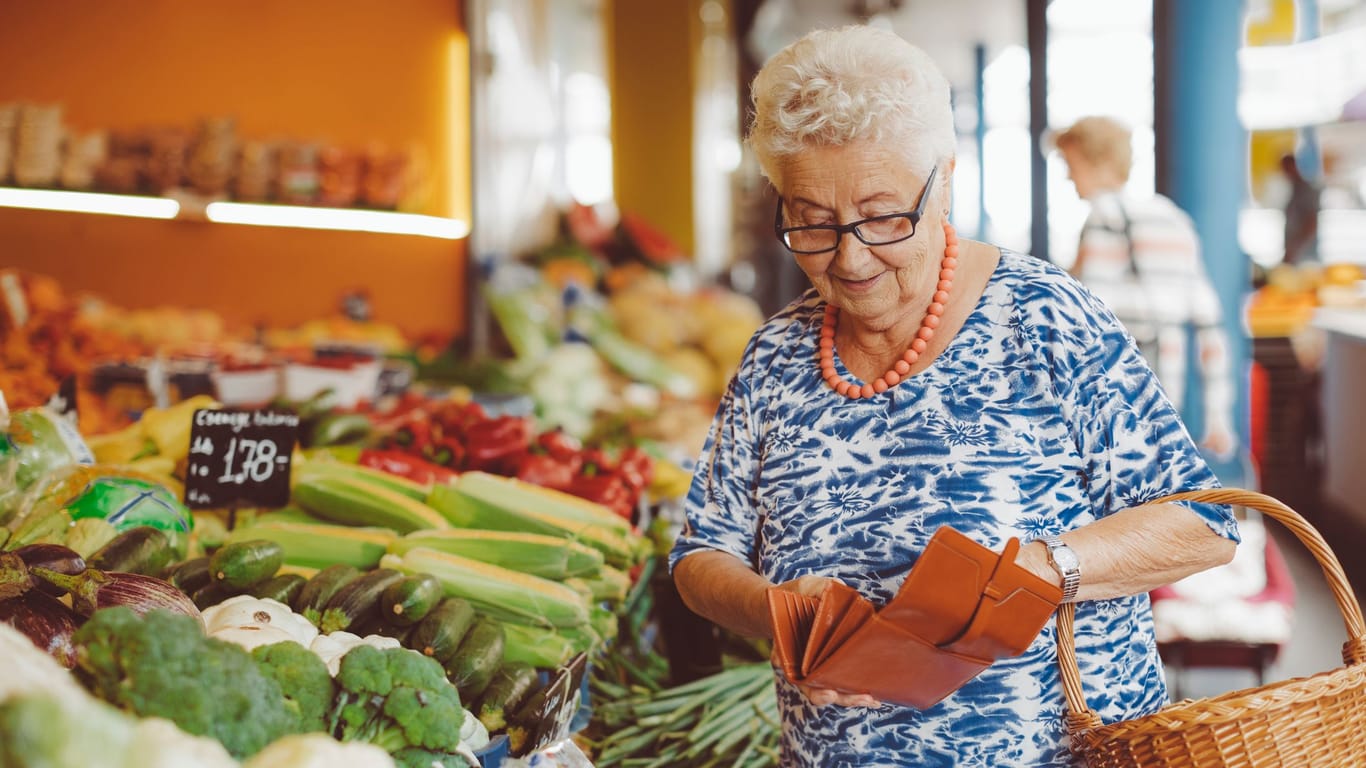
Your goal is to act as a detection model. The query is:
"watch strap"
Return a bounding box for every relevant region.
[1039,534,1081,603]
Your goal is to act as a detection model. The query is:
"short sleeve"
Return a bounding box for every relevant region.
[1038,278,1240,542]
[668,353,764,573]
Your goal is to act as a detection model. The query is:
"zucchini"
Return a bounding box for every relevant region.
[166,556,212,594]
[408,597,476,663]
[89,526,175,577]
[293,564,361,614]
[321,567,403,633]
[209,539,285,590]
[445,617,505,702]
[475,663,539,732]
[249,573,308,605]
[380,573,443,627]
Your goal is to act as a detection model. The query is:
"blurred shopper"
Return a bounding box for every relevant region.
[1280,152,1321,265]
[1056,116,1237,461]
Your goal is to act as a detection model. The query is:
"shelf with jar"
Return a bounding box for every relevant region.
[0,104,467,239]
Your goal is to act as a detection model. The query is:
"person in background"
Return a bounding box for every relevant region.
[1280,152,1321,266]
[670,26,1237,767]
[1055,116,1237,462]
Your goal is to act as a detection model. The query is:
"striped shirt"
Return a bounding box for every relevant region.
[1073,192,1235,440]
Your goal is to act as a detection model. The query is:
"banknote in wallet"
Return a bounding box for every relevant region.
[767,525,1064,708]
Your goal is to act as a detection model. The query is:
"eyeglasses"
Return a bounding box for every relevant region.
[774,166,938,255]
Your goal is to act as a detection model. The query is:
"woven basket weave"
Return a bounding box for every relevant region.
[1056,489,1366,768]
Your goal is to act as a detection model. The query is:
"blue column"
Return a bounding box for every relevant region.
[1154,0,1251,485]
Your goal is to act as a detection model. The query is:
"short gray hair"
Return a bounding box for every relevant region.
[747,25,955,191]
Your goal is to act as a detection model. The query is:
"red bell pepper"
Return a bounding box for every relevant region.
[514,452,576,490]
[359,449,458,486]
[464,415,533,474]
[615,446,654,494]
[425,436,467,469]
[535,429,584,463]
[568,473,635,522]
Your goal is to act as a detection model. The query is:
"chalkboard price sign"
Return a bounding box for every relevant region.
[514,652,589,756]
[183,409,299,509]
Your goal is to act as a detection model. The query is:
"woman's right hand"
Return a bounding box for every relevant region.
[771,575,884,709]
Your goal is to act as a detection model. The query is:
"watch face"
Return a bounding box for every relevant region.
[1053,545,1081,572]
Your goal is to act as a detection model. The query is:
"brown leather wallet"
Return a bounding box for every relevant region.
[767,525,1063,708]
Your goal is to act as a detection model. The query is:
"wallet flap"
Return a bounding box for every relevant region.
[879,525,1000,645]
[941,538,1063,659]
[804,612,993,709]
[767,588,820,683]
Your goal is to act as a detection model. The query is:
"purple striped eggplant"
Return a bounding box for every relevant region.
[11,543,86,597]
[29,567,203,628]
[0,590,82,667]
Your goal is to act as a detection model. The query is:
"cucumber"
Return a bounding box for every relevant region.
[249,573,308,605]
[166,556,212,594]
[445,617,505,701]
[380,573,443,627]
[191,582,236,610]
[322,567,403,633]
[293,563,361,614]
[209,539,285,590]
[89,526,175,576]
[408,597,476,663]
[475,663,538,733]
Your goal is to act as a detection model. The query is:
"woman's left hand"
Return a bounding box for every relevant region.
[794,684,883,708]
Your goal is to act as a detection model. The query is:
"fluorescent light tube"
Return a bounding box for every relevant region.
[205,202,469,239]
[0,188,180,219]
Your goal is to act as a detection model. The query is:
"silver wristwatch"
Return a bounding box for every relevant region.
[1038,535,1081,603]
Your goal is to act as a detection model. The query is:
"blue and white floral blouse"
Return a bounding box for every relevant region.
[669,251,1239,767]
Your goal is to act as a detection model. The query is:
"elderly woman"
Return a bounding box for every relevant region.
[669,25,1238,767]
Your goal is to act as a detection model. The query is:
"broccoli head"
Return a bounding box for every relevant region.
[252,640,336,734]
[335,644,394,698]
[71,606,296,759]
[330,645,466,756]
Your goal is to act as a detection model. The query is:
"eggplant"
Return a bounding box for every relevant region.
[29,567,203,628]
[0,590,82,667]
[11,543,86,597]
[0,552,31,601]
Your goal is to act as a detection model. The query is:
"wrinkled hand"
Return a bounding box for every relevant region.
[770,575,884,709]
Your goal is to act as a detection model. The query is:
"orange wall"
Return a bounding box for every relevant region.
[0,0,470,336]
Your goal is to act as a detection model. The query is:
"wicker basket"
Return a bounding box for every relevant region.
[1056,488,1366,768]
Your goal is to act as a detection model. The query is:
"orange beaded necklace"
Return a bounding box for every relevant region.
[818,220,959,399]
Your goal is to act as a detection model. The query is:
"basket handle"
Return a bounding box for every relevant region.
[1056,488,1366,726]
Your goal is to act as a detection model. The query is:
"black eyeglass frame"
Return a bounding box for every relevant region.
[773,165,939,255]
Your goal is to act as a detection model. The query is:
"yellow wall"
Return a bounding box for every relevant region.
[610,0,696,255]
[0,0,469,336]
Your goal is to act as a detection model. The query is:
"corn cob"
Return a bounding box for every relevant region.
[499,620,577,668]
[579,564,630,603]
[382,548,589,629]
[294,473,449,534]
[388,529,604,580]
[294,460,430,501]
[453,472,632,534]
[224,521,397,570]
[427,483,637,568]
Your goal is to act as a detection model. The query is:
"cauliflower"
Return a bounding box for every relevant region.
[309,630,402,676]
[243,733,396,768]
[126,717,237,768]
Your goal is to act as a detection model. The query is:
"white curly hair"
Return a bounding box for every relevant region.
[748,25,955,192]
